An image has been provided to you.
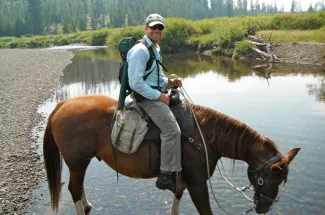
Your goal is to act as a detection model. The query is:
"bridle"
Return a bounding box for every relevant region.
[177,88,285,214]
[248,154,283,205]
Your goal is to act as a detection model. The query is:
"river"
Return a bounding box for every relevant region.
[28,48,325,215]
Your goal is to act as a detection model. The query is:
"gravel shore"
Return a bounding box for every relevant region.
[274,42,325,66]
[0,43,323,214]
[0,49,73,214]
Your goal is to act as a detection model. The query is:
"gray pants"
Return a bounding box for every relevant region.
[138,99,182,172]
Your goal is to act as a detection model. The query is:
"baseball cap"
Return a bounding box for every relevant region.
[145,14,165,27]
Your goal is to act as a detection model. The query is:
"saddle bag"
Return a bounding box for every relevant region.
[111,105,148,154]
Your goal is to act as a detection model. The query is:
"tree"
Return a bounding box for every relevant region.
[255,0,261,14]
[237,0,244,15]
[225,0,234,17]
[14,17,27,37]
[280,4,285,13]
[307,4,314,13]
[250,0,255,16]
[243,0,248,15]
[211,0,225,17]
[291,0,295,12]
[79,17,87,31]
[27,0,43,35]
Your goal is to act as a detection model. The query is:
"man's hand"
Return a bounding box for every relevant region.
[157,93,170,105]
[172,78,182,88]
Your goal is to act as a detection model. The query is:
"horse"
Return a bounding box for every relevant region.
[43,94,300,215]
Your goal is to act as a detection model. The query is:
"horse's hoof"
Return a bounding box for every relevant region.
[84,204,92,214]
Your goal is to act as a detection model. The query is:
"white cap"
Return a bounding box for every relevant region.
[145,14,165,27]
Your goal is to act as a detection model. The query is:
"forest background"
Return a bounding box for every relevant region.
[1,0,325,37]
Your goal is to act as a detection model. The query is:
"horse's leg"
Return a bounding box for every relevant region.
[81,188,92,213]
[170,193,182,215]
[187,182,213,215]
[67,160,91,215]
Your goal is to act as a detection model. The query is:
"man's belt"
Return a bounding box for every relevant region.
[134,86,166,103]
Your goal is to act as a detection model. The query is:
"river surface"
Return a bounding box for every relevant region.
[28,48,325,214]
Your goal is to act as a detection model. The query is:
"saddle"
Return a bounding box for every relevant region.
[111,99,195,154]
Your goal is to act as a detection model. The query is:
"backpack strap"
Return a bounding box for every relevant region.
[137,39,155,72]
[137,39,168,84]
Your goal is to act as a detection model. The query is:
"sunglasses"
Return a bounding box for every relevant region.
[148,25,164,31]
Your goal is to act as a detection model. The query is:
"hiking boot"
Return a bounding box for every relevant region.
[156,172,176,193]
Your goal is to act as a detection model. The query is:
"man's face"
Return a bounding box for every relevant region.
[145,24,164,43]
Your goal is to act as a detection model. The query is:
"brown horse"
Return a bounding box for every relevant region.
[43,94,300,215]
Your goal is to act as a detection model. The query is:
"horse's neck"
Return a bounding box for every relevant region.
[194,106,278,164]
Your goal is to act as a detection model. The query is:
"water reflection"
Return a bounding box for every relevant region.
[55,49,121,101]
[307,78,325,102]
[28,48,325,215]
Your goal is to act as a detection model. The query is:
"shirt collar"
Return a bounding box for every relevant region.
[143,35,153,47]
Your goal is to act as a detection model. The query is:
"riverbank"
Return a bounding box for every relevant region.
[0,42,324,214]
[274,42,325,66]
[203,42,325,67]
[0,49,72,214]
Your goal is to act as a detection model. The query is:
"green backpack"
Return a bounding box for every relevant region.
[117,36,168,109]
[118,36,156,96]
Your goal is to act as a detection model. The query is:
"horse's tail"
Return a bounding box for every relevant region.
[43,100,66,212]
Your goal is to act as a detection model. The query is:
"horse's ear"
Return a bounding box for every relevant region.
[270,164,282,173]
[285,148,301,165]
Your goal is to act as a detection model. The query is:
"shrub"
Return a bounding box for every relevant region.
[88,29,111,46]
[55,36,71,45]
[0,42,9,48]
[161,18,200,53]
[10,36,54,48]
[270,12,325,30]
[0,37,16,43]
[234,40,252,53]
[105,26,143,47]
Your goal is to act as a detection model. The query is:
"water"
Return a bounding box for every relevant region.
[28,48,325,214]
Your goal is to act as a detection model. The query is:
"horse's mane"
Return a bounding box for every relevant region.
[191,104,281,161]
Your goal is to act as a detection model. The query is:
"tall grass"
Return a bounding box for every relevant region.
[269,11,325,30]
[257,29,325,43]
[1,12,325,50]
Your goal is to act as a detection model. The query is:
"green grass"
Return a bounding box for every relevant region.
[257,29,325,43]
[234,40,253,53]
[1,12,325,50]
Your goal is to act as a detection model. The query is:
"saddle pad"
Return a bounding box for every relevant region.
[144,101,195,141]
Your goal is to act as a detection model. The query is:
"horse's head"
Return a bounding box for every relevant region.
[248,148,300,214]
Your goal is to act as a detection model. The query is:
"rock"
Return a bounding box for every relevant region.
[0,49,73,214]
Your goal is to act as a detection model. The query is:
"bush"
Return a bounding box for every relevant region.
[88,29,111,46]
[161,18,200,53]
[10,36,54,48]
[73,31,92,43]
[270,12,325,30]
[0,37,16,43]
[320,25,325,31]
[105,26,143,47]
[234,40,252,53]
[0,42,9,48]
[55,36,71,45]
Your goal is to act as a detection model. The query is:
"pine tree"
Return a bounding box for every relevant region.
[291,0,296,13]
[27,0,43,35]
[243,0,248,15]
[14,17,27,37]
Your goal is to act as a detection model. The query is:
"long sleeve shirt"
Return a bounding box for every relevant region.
[127,35,168,100]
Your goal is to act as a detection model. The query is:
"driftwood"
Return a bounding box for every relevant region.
[252,63,273,86]
[240,28,279,63]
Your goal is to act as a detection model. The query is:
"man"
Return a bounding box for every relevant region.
[127,14,183,192]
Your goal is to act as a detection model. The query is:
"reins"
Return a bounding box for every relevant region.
[177,83,285,214]
[176,86,255,215]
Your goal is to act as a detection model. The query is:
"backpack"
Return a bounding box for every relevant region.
[118,36,156,96]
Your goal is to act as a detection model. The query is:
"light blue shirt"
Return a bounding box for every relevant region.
[127,35,168,100]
